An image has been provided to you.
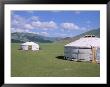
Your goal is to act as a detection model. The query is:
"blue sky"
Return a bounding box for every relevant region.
[11,10,100,37]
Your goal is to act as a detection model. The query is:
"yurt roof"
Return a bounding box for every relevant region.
[21,42,39,46]
[65,36,100,48]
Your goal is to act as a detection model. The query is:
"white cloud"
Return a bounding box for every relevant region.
[24,29,30,32]
[14,28,29,33]
[59,33,67,37]
[12,15,25,22]
[11,28,16,33]
[31,16,39,21]
[48,21,57,29]
[12,20,19,25]
[54,33,68,37]
[24,24,34,29]
[11,14,58,33]
[31,21,41,28]
[11,14,26,27]
[15,29,24,32]
[31,21,57,29]
[40,32,49,36]
[27,31,39,34]
[11,27,30,33]
[28,31,48,36]
[61,23,79,30]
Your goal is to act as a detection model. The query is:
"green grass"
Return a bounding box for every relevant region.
[11,42,100,77]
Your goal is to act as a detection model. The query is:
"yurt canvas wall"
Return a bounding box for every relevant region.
[64,47,91,61]
[21,45,28,50]
[31,44,39,50]
[64,35,100,62]
[64,46,100,61]
[20,42,39,51]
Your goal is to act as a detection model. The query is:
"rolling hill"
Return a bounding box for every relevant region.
[11,28,100,43]
[11,32,62,43]
[58,28,100,43]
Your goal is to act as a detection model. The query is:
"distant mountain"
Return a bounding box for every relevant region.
[11,28,100,43]
[58,28,100,43]
[11,32,54,43]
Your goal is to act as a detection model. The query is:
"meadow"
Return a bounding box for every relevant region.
[11,42,100,77]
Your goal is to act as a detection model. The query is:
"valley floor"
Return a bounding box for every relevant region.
[11,42,100,77]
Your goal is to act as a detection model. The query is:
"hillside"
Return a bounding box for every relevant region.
[58,28,100,43]
[11,32,53,43]
[11,28,100,43]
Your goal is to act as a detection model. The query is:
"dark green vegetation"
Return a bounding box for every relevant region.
[11,28,99,43]
[11,32,61,43]
[11,42,100,77]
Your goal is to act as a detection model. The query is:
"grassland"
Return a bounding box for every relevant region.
[11,42,100,77]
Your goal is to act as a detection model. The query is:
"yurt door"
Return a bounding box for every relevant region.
[28,45,32,50]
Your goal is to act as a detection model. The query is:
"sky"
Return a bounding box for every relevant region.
[11,10,100,37]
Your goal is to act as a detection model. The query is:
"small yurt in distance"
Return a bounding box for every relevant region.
[20,42,39,51]
[64,35,100,63]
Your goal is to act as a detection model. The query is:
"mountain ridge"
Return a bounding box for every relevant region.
[11,32,61,43]
[11,28,100,43]
[57,28,100,43]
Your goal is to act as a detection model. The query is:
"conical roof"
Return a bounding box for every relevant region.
[21,42,39,46]
[65,36,100,48]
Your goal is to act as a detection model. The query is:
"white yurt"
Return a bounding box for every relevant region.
[64,35,100,63]
[20,42,39,51]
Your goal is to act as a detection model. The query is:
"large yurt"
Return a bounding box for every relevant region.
[20,42,39,51]
[64,35,100,63]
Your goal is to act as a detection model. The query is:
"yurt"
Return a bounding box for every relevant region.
[64,35,100,63]
[20,42,39,51]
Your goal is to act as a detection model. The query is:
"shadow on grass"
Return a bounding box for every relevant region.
[56,56,84,62]
[56,56,66,60]
[18,48,22,50]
